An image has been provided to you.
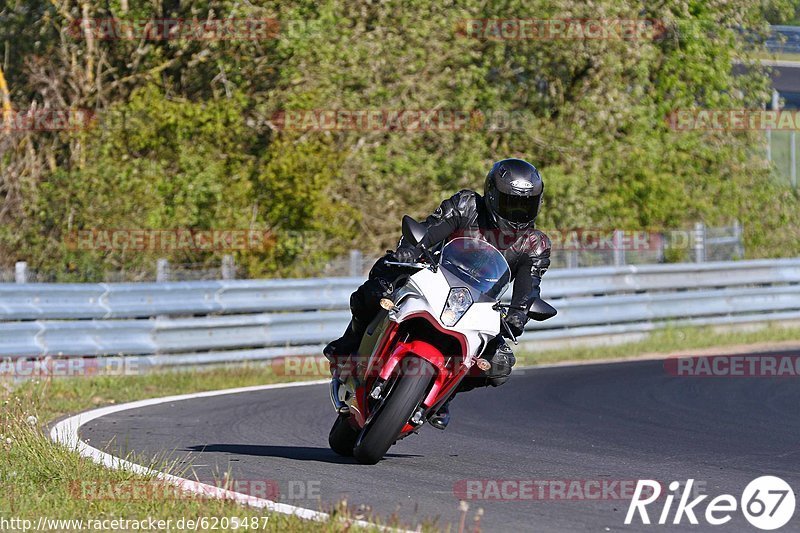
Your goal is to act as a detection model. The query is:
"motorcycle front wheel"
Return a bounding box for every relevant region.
[353,358,434,465]
[328,414,359,457]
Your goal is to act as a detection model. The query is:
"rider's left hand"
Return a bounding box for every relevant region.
[504,309,528,338]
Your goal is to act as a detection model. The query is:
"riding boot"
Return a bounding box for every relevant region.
[429,400,451,430]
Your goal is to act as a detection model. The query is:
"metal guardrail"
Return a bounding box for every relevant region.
[1,258,800,366]
[767,25,800,54]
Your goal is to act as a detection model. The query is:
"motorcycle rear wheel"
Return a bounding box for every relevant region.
[353,358,434,464]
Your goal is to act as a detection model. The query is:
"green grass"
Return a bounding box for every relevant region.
[517,323,800,366]
[754,50,800,62]
[0,368,395,532]
[2,323,799,531]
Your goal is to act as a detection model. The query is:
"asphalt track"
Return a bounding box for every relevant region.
[79,353,800,532]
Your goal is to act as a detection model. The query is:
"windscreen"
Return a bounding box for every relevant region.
[440,237,511,299]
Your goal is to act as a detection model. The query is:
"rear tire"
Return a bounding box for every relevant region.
[329,414,358,457]
[353,358,434,464]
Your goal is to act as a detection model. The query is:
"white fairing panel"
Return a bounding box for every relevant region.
[390,267,502,360]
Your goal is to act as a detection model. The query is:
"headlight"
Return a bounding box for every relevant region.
[441,288,473,327]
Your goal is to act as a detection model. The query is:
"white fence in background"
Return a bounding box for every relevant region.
[1,258,799,370]
[5,223,745,282]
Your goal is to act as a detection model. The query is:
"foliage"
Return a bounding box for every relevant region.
[0,0,798,280]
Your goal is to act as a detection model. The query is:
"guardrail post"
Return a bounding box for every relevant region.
[694,222,706,262]
[567,250,579,269]
[612,230,626,266]
[733,220,744,259]
[793,130,798,189]
[14,261,28,283]
[221,255,235,280]
[156,258,170,282]
[766,129,772,162]
[657,232,667,262]
[349,250,363,277]
[767,90,779,162]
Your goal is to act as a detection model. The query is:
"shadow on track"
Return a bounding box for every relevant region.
[184,444,421,464]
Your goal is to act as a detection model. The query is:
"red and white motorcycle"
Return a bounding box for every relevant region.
[328,216,556,464]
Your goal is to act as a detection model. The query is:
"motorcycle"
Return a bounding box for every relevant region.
[328,216,557,464]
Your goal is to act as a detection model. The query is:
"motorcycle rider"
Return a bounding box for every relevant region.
[325,158,551,429]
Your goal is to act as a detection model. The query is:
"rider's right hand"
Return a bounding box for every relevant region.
[503,309,528,338]
[392,244,422,264]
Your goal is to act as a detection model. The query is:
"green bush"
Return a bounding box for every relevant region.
[0,0,798,280]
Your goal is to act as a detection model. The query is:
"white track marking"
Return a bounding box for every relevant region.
[49,379,405,529]
[52,357,669,530]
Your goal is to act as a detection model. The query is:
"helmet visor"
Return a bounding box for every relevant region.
[496,191,541,223]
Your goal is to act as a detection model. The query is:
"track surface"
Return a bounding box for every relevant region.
[81,354,800,532]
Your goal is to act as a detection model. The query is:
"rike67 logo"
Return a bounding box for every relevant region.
[626,477,795,530]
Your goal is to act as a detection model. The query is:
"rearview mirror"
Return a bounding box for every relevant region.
[401,215,427,246]
[527,298,557,321]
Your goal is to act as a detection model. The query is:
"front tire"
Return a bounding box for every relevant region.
[353,358,434,464]
[329,414,358,456]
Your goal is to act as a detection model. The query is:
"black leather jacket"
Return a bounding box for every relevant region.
[399,190,551,313]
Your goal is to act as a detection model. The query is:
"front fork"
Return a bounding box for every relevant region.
[329,375,350,415]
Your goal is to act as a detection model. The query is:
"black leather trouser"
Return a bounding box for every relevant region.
[347,254,400,337]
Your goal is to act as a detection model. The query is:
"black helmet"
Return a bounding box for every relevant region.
[484,158,543,231]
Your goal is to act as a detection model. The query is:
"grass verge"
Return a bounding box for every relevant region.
[517,323,800,366]
[0,369,380,532]
[1,323,799,532]
[753,50,800,62]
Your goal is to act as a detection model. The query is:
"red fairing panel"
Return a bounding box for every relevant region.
[377,312,469,408]
[355,311,469,429]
